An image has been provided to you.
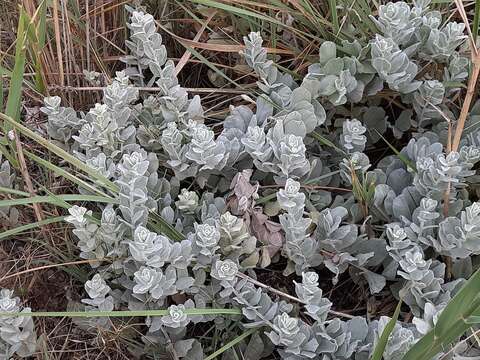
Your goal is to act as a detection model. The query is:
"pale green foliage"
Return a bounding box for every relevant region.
[341,119,367,152]
[303,41,370,106]
[371,35,421,94]
[122,7,167,84]
[25,1,480,359]
[421,22,466,62]
[277,179,321,274]
[40,96,84,143]
[370,1,420,46]
[438,202,480,258]
[294,272,332,321]
[82,274,114,312]
[413,80,445,126]
[367,316,416,360]
[0,289,37,358]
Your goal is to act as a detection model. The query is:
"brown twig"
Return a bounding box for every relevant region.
[236,272,355,319]
[155,18,296,55]
[85,0,90,71]
[174,11,217,76]
[441,0,480,280]
[451,62,480,151]
[451,0,480,152]
[260,184,351,192]
[13,130,44,224]
[0,258,109,283]
[52,0,64,86]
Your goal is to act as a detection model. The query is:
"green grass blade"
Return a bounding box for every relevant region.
[0,112,118,193]
[474,0,480,42]
[0,114,185,241]
[0,194,118,208]
[328,0,339,35]
[0,143,18,167]
[0,216,66,240]
[148,211,185,241]
[5,7,28,124]
[24,150,112,198]
[310,131,347,155]
[402,268,480,360]
[432,273,480,336]
[466,315,480,324]
[0,186,30,197]
[375,130,417,172]
[0,66,3,112]
[23,2,47,94]
[189,0,318,41]
[255,192,277,205]
[371,300,402,360]
[37,0,47,47]
[267,0,331,40]
[0,308,242,318]
[177,45,243,90]
[204,328,257,360]
[350,0,377,34]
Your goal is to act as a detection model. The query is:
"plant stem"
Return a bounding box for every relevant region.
[0,308,242,318]
[451,59,480,151]
[236,272,354,319]
[204,328,257,360]
[13,130,44,224]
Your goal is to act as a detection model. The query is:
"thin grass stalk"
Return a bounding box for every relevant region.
[371,300,402,360]
[174,10,217,76]
[402,267,480,360]
[0,194,118,208]
[0,216,66,241]
[0,112,118,193]
[47,85,250,94]
[451,0,480,151]
[204,328,258,360]
[5,6,28,125]
[52,0,64,86]
[473,0,480,42]
[13,130,44,223]
[0,308,242,318]
[451,61,480,151]
[24,150,112,198]
[328,0,339,35]
[0,258,108,282]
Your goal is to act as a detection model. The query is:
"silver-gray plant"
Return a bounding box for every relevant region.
[30,1,480,359]
[0,289,37,358]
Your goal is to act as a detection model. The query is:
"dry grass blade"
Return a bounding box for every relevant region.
[451,0,480,152]
[51,0,64,86]
[0,259,107,283]
[13,130,44,223]
[174,10,217,76]
[454,0,479,56]
[161,28,295,55]
[0,215,66,241]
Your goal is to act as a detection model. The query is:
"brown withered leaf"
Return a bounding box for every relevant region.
[250,208,284,258]
[227,169,259,216]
